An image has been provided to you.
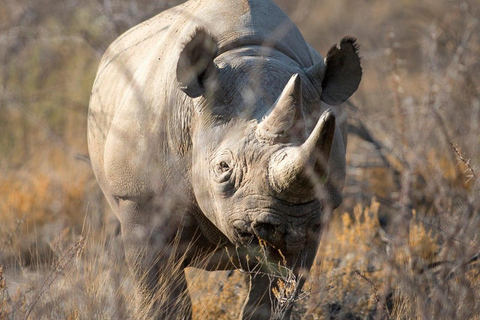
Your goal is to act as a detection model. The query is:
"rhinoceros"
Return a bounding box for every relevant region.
[88,0,361,318]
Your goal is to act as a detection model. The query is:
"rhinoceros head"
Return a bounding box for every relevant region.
[176,29,361,261]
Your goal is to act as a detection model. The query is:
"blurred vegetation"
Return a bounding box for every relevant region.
[1,0,479,319]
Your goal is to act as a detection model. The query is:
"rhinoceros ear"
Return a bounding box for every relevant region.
[307,37,362,106]
[176,28,218,98]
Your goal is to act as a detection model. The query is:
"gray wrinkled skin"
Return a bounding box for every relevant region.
[88,0,361,318]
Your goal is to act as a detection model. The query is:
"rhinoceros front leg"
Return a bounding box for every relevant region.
[241,273,275,320]
[121,222,192,320]
[240,272,299,320]
[240,248,316,320]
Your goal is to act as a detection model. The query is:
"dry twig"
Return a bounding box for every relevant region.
[23,236,86,320]
[450,142,478,183]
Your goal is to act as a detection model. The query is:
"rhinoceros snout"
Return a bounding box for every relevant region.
[250,220,310,254]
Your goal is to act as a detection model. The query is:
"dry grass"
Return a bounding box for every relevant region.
[2,197,478,319]
[1,0,480,319]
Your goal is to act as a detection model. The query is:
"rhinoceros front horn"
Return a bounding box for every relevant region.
[267,108,336,204]
[256,74,307,143]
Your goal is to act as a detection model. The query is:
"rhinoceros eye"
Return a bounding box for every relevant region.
[212,150,235,185]
[219,161,230,172]
[215,161,233,184]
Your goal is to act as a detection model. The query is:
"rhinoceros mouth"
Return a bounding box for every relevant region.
[231,219,319,256]
[234,239,309,275]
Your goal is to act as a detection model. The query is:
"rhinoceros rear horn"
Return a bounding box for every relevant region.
[268,109,336,203]
[306,36,362,106]
[177,28,218,98]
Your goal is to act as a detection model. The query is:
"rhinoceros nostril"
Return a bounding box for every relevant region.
[255,222,274,234]
[253,222,274,238]
[312,223,321,233]
[252,222,285,246]
[233,225,253,239]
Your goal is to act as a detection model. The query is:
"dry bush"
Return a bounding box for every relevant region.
[1,0,480,319]
[0,217,133,320]
[303,198,480,320]
[2,198,476,319]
